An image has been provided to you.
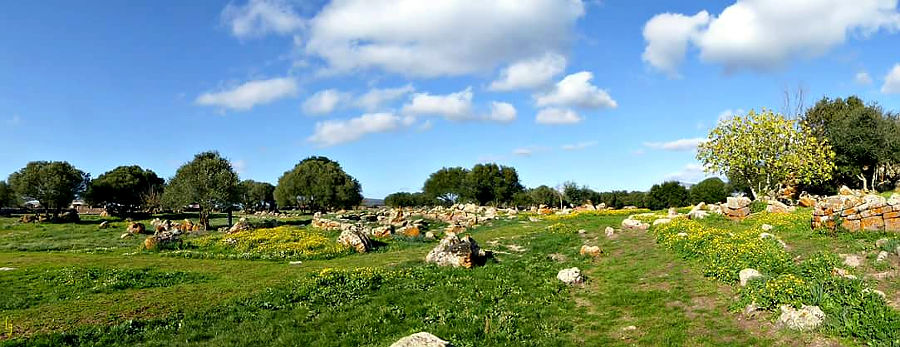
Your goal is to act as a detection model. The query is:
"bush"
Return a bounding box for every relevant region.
[384,192,432,207]
[646,181,689,210]
[689,177,728,205]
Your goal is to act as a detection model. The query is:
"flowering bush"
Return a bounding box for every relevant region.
[183,226,350,260]
[543,208,652,221]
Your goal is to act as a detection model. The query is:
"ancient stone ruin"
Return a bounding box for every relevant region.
[425,233,486,268]
[811,189,900,232]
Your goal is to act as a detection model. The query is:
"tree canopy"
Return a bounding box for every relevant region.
[562,182,601,207]
[0,181,17,208]
[239,180,276,212]
[84,165,164,215]
[162,151,241,227]
[384,192,431,207]
[802,96,900,191]
[7,161,88,214]
[697,109,835,200]
[466,163,524,206]
[689,177,728,205]
[274,156,363,211]
[422,167,469,205]
[529,185,561,207]
[646,181,689,210]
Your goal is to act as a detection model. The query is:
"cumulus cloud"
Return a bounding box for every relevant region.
[402,87,474,120]
[308,112,413,147]
[356,84,415,111]
[535,108,582,125]
[664,163,710,183]
[561,141,598,151]
[302,89,348,115]
[535,72,618,109]
[882,64,900,94]
[195,77,298,111]
[645,138,707,151]
[643,0,900,74]
[856,71,874,85]
[642,11,711,77]
[489,53,567,91]
[486,102,517,123]
[303,0,585,77]
[222,0,304,39]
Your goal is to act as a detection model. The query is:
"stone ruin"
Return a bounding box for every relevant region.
[812,188,900,232]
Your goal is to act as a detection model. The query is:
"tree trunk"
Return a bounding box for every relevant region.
[227,209,233,227]
[199,210,210,230]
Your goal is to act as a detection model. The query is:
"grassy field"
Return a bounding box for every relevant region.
[0,209,898,346]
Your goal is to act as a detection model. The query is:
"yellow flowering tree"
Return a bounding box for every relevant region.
[697,109,835,200]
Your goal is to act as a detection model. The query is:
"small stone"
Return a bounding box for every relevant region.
[779,305,825,331]
[622,325,637,331]
[578,229,587,234]
[557,267,584,285]
[843,254,863,268]
[863,288,887,299]
[676,232,688,237]
[289,261,303,265]
[120,233,132,239]
[739,268,762,286]
[761,224,773,231]
[605,226,615,237]
[579,245,602,257]
[0,267,15,271]
[876,251,889,262]
[390,332,453,347]
[622,218,649,231]
[876,238,890,248]
[528,217,541,222]
[652,218,671,226]
[99,221,110,229]
[337,229,374,253]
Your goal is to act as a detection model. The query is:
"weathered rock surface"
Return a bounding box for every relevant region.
[812,191,900,232]
[425,233,486,268]
[338,229,374,253]
[622,218,649,231]
[580,245,601,257]
[605,226,615,237]
[127,222,147,235]
[557,267,584,285]
[739,268,762,286]
[778,305,825,331]
[723,197,751,220]
[390,332,453,347]
[227,218,252,234]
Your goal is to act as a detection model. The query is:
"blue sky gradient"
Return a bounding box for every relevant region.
[2,0,899,198]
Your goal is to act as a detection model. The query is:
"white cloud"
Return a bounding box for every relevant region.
[302,89,348,115]
[645,138,706,151]
[308,112,412,147]
[222,0,304,39]
[561,140,598,151]
[489,53,567,91]
[486,102,517,122]
[513,148,533,156]
[231,160,247,174]
[642,11,711,77]
[402,87,473,120]
[535,71,618,109]
[356,84,415,111]
[195,77,298,111]
[717,108,745,123]
[303,0,585,77]
[664,163,711,183]
[855,71,874,85]
[643,0,900,74]
[536,108,582,125]
[882,64,900,94]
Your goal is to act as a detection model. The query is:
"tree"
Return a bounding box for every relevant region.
[647,181,689,210]
[563,182,601,206]
[239,180,276,212]
[423,167,469,205]
[465,163,524,206]
[697,109,835,200]
[274,156,363,212]
[84,165,164,215]
[384,192,431,207]
[802,96,900,191]
[689,177,728,205]
[0,181,17,208]
[530,185,561,207]
[162,151,241,228]
[7,161,88,216]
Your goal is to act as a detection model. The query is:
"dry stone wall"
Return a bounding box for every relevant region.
[812,190,900,232]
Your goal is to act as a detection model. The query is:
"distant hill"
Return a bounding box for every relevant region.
[362,198,385,207]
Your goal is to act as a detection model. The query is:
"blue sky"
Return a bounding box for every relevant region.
[2,0,900,199]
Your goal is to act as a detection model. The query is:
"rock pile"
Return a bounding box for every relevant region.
[723,197,751,220]
[811,188,900,231]
[425,233,486,268]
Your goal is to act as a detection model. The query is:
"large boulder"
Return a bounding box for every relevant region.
[739,268,762,286]
[765,200,793,214]
[127,222,147,235]
[425,233,486,268]
[621,218,649,231]
[687,203,709,220]
[143,230,182,251]
[338,229,373,253]
[724,197,751,220]
[390,332,453,347]
[778,305,825,331]
[557,267,584,285]
[227,218,252,234]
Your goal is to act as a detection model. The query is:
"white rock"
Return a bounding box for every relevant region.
[778,305,825,331]
[843,254,862,268]
[528,217,541,222]
[687,204,709,219]
[739,268,762,286]
[652,218,671,226]
[578,229,587,234]
[390,332,453,347]
[676,232,688,237]
[759,232,775,240]
[557,267,584,285]
[622,325,637,331]
[621,218,649,231]
[875,238,889,248]
[863,288,887,299]
[605,226,615,237]
[0,267,15,271]
[876,251,889,262]
[761,224,774,231]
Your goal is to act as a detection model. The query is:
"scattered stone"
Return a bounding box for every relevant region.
[372,226,393,238]
[765,200,793,214]
[425,233,486,268]
[390,332,453,347]
[876,238,889,248]
[622,325,637,332]
[778,305,825,331]
[120,233,132,239]
[557,267,584,285]
[739,268,762,286]
[143,229,182,250]
[687,203,709,220]
[399,225,421,237]
[676,232,688,237]
[99,221,110,229]
[580,245,602,257]
[652,218,671,226]
[843,254,863,268]
[877,251,889,262]
[798,193,817,207]
[622,218,649,231]
[578,229,587,235]
[0,267,16,271]
[19,215,37,223]
[863,288,887,299]
[723,197,751,220]
[424,231,436,241]
[127,222,146,235]
[667,208,679,218]
[832,267,857,279]
[761,224,774,231]
[743,303,760,317]
[839,185,854,196]
[338,229,374,253]
[528,217,541,222]
[58,210,80,223]
[605,226,615,237]
[548,253,567,262]
[289,261,303,265]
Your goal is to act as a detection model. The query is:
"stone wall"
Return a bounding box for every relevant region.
[812,191,900,232]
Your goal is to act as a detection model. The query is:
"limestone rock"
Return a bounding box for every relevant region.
[622,218,649,231]
[425,233,486,268]
[724,197,752,220]
[580,245,601,257]
[876,251,889,262]
[687,204,709,220]
[390,332,453,347]
[399,225,421,237]
[557,267,583,285]
[739,268,762,286]
[143,229,182,251]
[227,218,252,234]
[839,185,853,196]
[843,254,863,268]
[338,229,373,253]
[778,305,825,331]
[127,222,146,235]
[765,200,792,214]
[761,224,774,231]
[605,226,615,237]
[652,218,671,226]
[99,221,110,229]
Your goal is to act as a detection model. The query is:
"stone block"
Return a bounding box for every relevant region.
[861,216,885,231]
[842,219,861,231]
